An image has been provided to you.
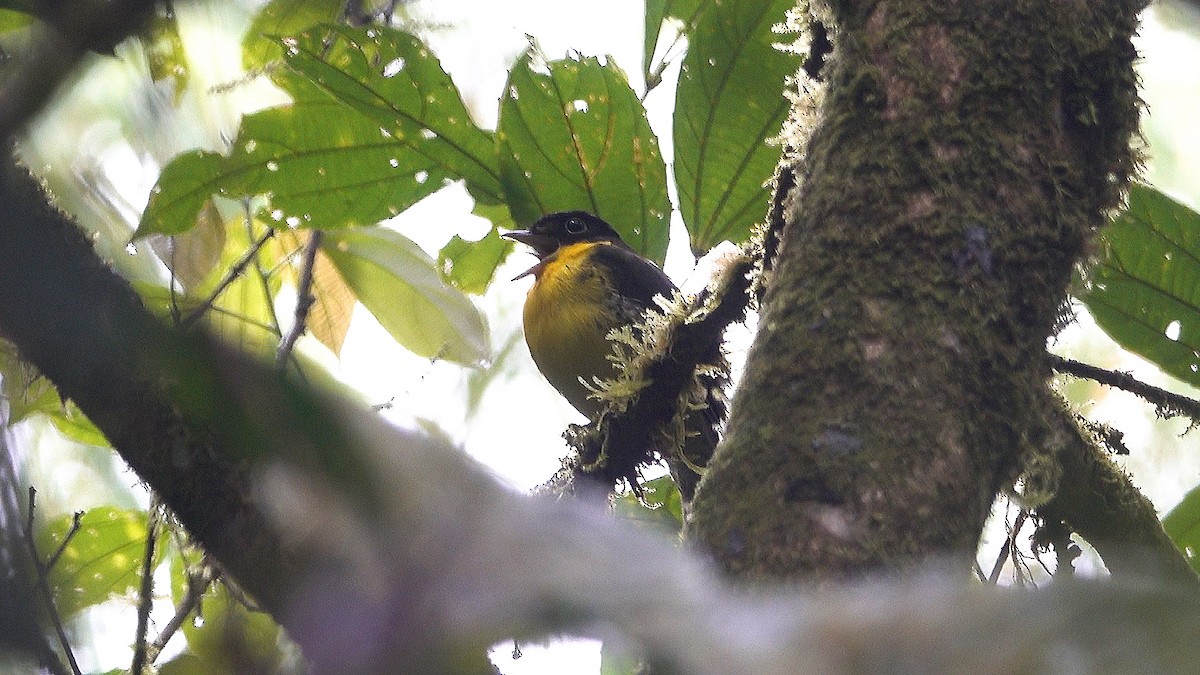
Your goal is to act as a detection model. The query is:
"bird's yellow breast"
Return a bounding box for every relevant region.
[522,242,623,417]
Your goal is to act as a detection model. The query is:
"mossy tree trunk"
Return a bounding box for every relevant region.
[690,0,1146,579]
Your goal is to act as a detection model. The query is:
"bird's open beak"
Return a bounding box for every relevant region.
[503,229,558,280]
[503,229,557,256]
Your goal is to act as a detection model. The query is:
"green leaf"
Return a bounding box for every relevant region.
[138,64,455,238]
[498,52,670,265]
[167,539,287,670]
[138,151,228,238]
[1081,184,1200,388]
[242,0,344,69]
[181,583,285,671]
[322,227,489,365]
[437,226,511,295]
[148,198,227,290]
[613,475,683,531]
[1163,485,1200,574]
[472,200,518,232]
[674,0,794,252]
[48,403,110,447]
[643,0,706,81]
[0,346,106,445]
[0,346,59,425]
[35,507,162,618]
[145,8,189,94]
[158,653,211,675]
[281,25,502,204]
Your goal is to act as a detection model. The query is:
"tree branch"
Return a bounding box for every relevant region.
[181,228,276,330]
[275,231,322,369]
[1036,398,1198,585]
[552,253,752,501]
[1049,353,1200,421]
[22,489,82,675]
[130,504,161,675]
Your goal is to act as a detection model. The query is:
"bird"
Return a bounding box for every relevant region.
[504,211,724,503]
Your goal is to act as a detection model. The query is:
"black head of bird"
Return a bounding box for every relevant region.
[504,211,632,261]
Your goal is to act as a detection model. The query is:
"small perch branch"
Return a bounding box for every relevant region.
[1049,353,1200,421]
[148,559,214,663]
[1037,397,1198,585]
[557,254,754,497]
[275,231,322,369]
[45,511,83,571]
[181,228,276,329]
[22,488,82,675]
[131,505,161,675]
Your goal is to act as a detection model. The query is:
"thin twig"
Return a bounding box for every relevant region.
[22,488,83,675]
[275,231,322,369]
[181,228,276,329]
[222,575,264,614]
[45,510,82,571]
[1049,353,1200,421]
[986,509,1028,585]
[986,533,1012,585]
[148,564,212,663]
[130,504,161,675]
[244,203,284,338]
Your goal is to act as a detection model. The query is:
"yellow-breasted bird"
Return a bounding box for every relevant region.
[504,211,724,502]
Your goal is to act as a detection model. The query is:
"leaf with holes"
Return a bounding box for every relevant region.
[322,227,489,365]
[498,52,670,265]
[1082,184,1200,388]
[137,64,452,238]
[242,0,344,69]
[35,507,164,617]
[438,226,511,295]
[674,0,794,253]
[281,24,502,204]
[137,151,228,238]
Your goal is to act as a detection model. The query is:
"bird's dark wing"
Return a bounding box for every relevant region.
[590,243,676,319]
[590,242,727,503]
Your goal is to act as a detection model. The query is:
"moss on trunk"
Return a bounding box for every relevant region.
[690,0,1147,579]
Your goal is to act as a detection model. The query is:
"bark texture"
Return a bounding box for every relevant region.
[0,153,316,619]
[690,0,1147,579]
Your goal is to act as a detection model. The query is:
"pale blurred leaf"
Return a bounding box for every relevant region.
[322,227,489,365]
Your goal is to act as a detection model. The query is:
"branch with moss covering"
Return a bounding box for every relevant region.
[1049,354,1200,422]
[545,251,752,504]
[1034,397,1198,585]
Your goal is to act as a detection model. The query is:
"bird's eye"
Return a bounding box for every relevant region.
[564,217,587,234]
